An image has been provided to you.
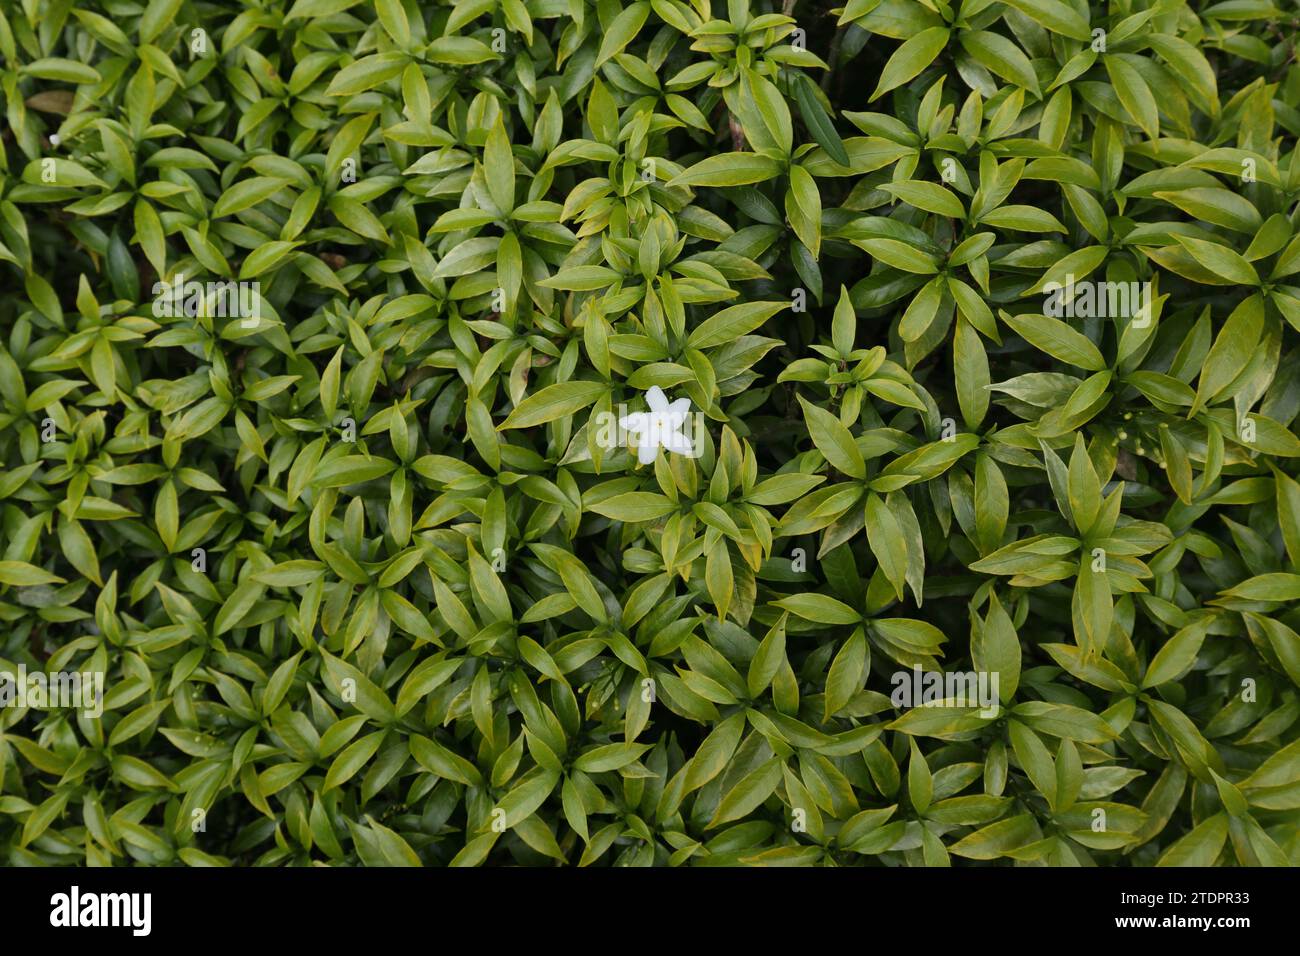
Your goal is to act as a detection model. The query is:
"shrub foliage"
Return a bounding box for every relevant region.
[2,0,1300,867]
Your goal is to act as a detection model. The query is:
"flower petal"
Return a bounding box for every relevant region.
[663,429,696,456]
[619,412,650,433]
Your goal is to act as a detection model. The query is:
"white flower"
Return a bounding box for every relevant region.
[619,386,696,465]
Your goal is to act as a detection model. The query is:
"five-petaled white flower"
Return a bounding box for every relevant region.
[619,386,696,465]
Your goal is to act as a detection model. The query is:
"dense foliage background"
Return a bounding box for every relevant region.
[1,0,1299,867]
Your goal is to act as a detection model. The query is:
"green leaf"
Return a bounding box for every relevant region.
[0,561,65,586]
[1174,236,1259,286]
[785,164,822,258]
[212,177,290,219]
[588,492,677,522]
[792,74,849,167]
[22,58,101,84]
[688,301,787,349]
[1143,619,1211,689]
[825,627,869,719]
[773,593,862,625]
[882,181,965,218]
[865,494,908,601]
[871,28,950,101]
[1155,812,1229,866]
[1105,56,1159,139]
[500,381,607,429]
[1001,311,1107,372]
[484,115,516,215]
[999,0,1091,40]
[595,2,650,67]
[949,814,1041,859]
[706,757,783,829]
[799,395,865,479]
[1192,293,1264,412]
[668,154,785,188]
